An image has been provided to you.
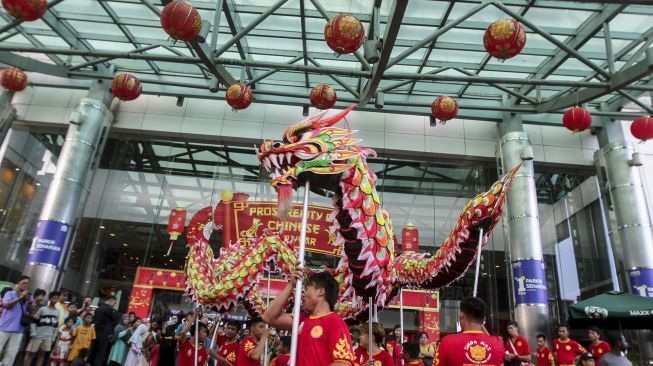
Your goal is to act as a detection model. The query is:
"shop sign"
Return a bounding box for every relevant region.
[26,220,69,267]
[512,259,548,305]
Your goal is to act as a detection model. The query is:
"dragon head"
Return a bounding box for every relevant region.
[256,105,370,215]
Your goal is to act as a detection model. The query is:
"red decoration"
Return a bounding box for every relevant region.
[483,19,526,60]
[324,14,365,54]
[309,84,337,110]
[160,1,202,42]
[562,106,592,133]
[0,67,28,92]
[431,96,458,124]
[226,83,253,110]
[111,73,142,101]
[167,207,187,241]
[402,223,418,252]
[2,0,47,21]
[631,116,653,142]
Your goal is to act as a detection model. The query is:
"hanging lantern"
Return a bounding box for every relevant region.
[166,207,187,255]
[1,0,47,22]
[402,223,419,252]
[111,73,142,101]
[309,84,337,110]
[631,116,653,142]
[226,83,253,110]
[324,14,365,54]
[160,1,202,42]
[562,106,592,133]
[431,96,458,124]
[483,19,526,60]
[0,67,28,92]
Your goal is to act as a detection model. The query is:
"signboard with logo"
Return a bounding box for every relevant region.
[512,259,548,305]
[629,268,653,297]
[26,220,69,267]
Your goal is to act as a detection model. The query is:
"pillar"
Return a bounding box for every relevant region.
[498,97,550,350]
[0,90,17,147]
[596,117,653,297]
[23,80,113,291]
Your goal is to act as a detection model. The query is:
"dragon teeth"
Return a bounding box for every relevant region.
[270,154,280,168]
[286,152,293,164]
[263,158,271,171]
[278,153,285,165]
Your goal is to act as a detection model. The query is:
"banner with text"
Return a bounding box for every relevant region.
[230,201,339,256]
[629,268,653,297]
[512,259,548,305]
[26,220,69,267]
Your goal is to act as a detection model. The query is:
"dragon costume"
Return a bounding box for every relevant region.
[185,105,520,321]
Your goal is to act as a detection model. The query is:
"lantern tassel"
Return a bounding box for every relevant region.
[167,240,174,256]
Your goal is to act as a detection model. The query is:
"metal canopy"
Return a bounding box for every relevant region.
[1,0,652,125]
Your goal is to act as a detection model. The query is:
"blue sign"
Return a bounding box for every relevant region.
[26,220,69,267]
[629,268,653,298]
[512,259,548,305]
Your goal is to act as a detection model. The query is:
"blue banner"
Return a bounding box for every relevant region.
[629,268,653,298]
[512,259,548,305]
[26,220,69,267]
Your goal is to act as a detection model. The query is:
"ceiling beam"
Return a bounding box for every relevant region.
[221,0,254,82]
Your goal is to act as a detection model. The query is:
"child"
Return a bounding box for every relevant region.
[536,333,554,366]
[403,341,424,366]
[553,325,586,366]
[67,313,96,362]
[354,322,394,366]
[270,336,290,366]
[70,348,89,366]
[50,317,75,366]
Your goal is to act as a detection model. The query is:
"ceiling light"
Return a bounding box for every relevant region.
[109,233,115,237]
[99,226,105,229]
[122,243,128,247]
[14,168,19,171]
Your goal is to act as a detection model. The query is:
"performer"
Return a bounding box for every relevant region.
[354,322,394,366]
[535,334,554,366]
[213,321,240,366]
[177,314,209,366]
[385,325,403,366]
[270,336,291,366]
[436,297,504,366]
[402,342,424,366]
[262,270,355,366]
[504,321,531,366]
[235,318,268,366]
[588,326,611,365]
[552,325,586,366]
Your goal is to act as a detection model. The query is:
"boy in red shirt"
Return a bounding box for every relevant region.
[403,342,424,366]
[178,314,209,366]
[385,325,402,366]
[588,326,611,365]
[235,318,268,366]
[505,321,532,365]
[536,333,554,366]
[215,321,240,366]
[263,270,355,366]
[354,322,394,366]
[436,297,504,366]
[552,325,586,366]
[271,336,291,366]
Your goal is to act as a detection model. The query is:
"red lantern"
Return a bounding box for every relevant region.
[2,0,47,21]
[631,116,653,142]
[168,207,187,240]
[0,67,28,92]
[402,223,418,252]
[111,73,142,101]
[324,14,365,54]
[431,96,458,124]
[562,106,592,133]
[309,84,337,110]
[160,1,202,42]
[226,83,253,110]
[483,19,526,60]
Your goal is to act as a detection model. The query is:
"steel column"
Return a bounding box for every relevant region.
[22,81,113,291]
[0,90,16,147]
[499,98,550,350]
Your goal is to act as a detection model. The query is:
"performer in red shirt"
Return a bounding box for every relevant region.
[235,318,268,366]
[177,314,209,366]
[385,325,403,366]
[271,336,291,366]
[505,321,532,366]
[436,297,505,366]
[263,270,355,366]
[403,342,424,366]
[354,322,394,366]
[552,325,586,366]
[535,333,554,366]
[588,326,611,365]
[214,320,240,366]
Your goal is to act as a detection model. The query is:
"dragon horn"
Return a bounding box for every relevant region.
[312,104,357,129]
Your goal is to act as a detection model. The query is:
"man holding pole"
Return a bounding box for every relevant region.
[263,270,355,366]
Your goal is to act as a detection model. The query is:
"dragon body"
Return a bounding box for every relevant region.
[184,106,519,321]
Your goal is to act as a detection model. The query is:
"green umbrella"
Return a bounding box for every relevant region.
[569,291,653,330]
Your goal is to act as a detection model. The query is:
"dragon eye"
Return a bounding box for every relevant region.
[273,142,282,148]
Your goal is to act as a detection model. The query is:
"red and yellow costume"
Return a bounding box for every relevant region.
[589,341,611,365]
[385,340,402,366]
[436,331,505,366]
[217,339,239,366]
[552,338,586,366]
[353,348,395,366]
[177,338,208,366]
[296,312,355,366]
[271,353,290,366]
[537,346,554,366]
[236,336,259,366]
[505,335,531,360]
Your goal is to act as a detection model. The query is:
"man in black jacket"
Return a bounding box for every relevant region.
[93,296,119,366]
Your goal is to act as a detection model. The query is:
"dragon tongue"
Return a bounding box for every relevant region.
[277,184,293,219]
